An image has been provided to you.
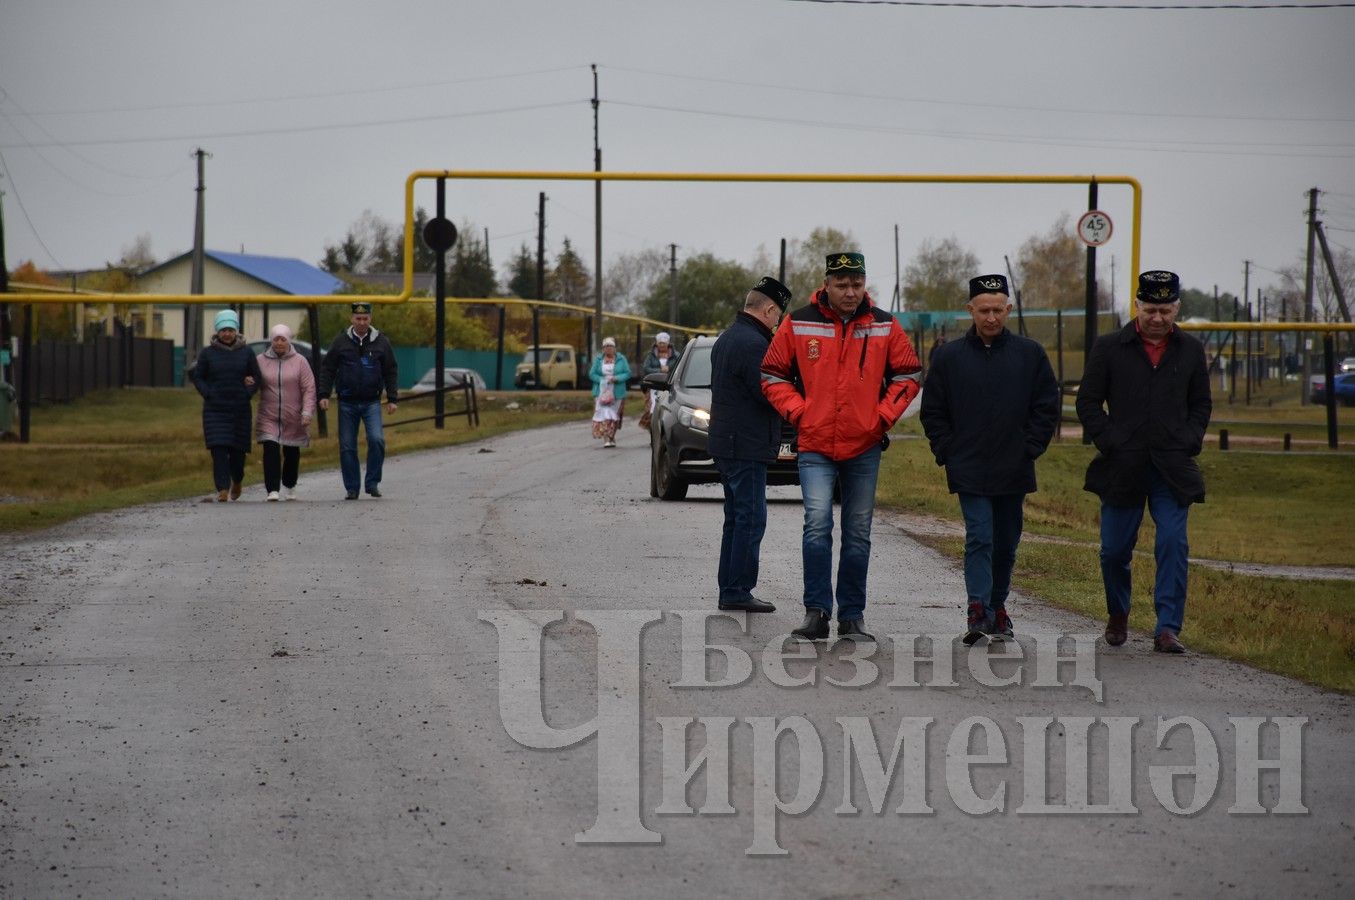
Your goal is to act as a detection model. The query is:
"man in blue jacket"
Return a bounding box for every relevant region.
[708,276,791,613]
[318,302,400,500]
[920,275,1059,643]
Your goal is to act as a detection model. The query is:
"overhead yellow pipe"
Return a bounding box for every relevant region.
[6,169,1142,309]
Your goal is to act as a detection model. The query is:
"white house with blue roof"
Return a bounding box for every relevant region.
[136,250,345,347]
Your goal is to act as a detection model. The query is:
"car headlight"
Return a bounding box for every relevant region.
[678,405,710,429]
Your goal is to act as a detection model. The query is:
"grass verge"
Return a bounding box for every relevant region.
[0,387,593,532]
[880,417,1355,693]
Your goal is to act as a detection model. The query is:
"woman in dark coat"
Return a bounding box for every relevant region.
[189,309,263,501]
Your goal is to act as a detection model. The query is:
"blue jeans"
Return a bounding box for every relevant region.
[337,399,386,493]
[798,445,882,622]
[1099,465,1190,634]
[958,493,1026,615]
[714,457,769,604]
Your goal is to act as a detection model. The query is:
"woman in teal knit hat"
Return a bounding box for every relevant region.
[189,309,263,501]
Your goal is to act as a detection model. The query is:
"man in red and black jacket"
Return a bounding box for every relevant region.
[761,252,922,642]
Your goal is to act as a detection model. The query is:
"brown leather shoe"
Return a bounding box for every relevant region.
[1153,630,1187,654]
[229,480,243,501]
[216,489,229,503]
[1104,613,1128,647]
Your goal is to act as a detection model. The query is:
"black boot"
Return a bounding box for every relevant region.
[719,596,777,613]
[837,618,875,642]
[791,609,831,641]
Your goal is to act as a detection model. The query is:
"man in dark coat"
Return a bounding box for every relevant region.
[318,302,400,500]
[189,309,263,502]
[920,275,1059,643]
[1076,270,1212,654]
[708,276,791,613]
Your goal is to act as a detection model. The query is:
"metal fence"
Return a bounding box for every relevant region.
[13,335,176,402]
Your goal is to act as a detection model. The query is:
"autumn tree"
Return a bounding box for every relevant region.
[902,236,979,311]
[605,247,668,315]
[315,281,501,350]
[1013,214,1088,309]
[320,208,436,274]
[447,223,497,297]
[504,244,538,299]
[638,252,752,328]
[548,238,591,306]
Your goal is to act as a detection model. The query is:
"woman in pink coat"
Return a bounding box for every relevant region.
[255,324,317,501]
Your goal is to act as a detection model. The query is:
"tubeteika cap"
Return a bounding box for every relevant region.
[825,252,865,276]
[968,274,1010,299]
[1136,270,1181,303]
[351,301,373,314]
[751,276,792,311]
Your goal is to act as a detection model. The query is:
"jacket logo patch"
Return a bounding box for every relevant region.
[807,338,821,361]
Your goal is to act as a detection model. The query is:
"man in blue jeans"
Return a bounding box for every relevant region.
[318,302,400,500]
[708,277,791,613]
[1076,270,1212,654]
[920,275,1059,644]
[762,253,922,642]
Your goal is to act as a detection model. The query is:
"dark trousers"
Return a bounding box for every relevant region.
[261,442,301,492]
[714,457,769,604]
[210,447,245,491]
[958,493,1026,615]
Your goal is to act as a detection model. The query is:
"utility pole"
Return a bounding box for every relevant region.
[668,244,678,325]
[591,64,602,356]
[1110,255,1116,316]
[1082,179,1099,375]
[187,148,209,365]
[891,224,900,314]
[535,192,546,301]
[1315,221,1353,354]
[0,182,11,388]
[1243,260,1252,400]
[1302,187,1318,402]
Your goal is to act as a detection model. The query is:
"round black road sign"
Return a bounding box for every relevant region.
[423,217,458,253]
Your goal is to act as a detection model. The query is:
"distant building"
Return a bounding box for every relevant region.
[136,250,345,347]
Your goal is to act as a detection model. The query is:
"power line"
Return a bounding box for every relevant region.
[607,99,1355,159]
[0,100,582,150]
[785,1,1355,9]
[5,65,589,118]
[0,110,190,196]
[0,149,64,269]
[605,64,1355,125]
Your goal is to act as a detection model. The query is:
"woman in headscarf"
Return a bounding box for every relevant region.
[189,309,263,502]
[589,336,631,448]
[638,331,681,430]
[254,323,317,501]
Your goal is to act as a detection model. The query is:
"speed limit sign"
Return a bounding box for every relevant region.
[1077,210,1113,247]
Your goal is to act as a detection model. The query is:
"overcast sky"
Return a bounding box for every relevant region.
[2,0,1353,315]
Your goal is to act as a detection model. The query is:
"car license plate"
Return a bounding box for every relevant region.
[777,441,795,460]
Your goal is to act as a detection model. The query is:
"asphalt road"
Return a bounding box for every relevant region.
[2,421,1352,898]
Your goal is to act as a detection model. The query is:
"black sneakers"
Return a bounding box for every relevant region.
[990,608,1014,641]
[963,602,991,646]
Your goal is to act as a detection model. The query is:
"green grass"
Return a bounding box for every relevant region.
[882,415,1355,693]
[0,387,592,532]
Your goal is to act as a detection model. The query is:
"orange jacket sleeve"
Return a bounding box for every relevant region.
[760,321,805,426]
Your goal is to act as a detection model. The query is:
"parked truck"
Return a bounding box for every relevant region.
[514,344,586,390]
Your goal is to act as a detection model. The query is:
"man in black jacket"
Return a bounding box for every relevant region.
[1076,270,1212,654]
[709,277,791,613]
[921,275,1059,643]
[318,302,400,500]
